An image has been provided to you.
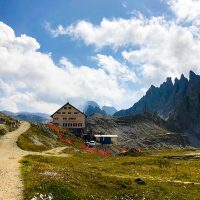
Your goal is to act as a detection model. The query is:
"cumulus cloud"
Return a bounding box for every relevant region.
[46,0,200,87]
[168,0,200,25]
[94,54,138,83]
[4,0,200,113]
[0,22,141,113]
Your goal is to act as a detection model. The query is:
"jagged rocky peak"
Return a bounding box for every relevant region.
[174,77,179,84]
[173,75,188,88]
[83,101,105,116]
[83,101,117,116]
[160,77,173,91]
[114,71,200,146]
[83,101,99,111]
[166,77,173,84]
[189,70,200,81]
[180,74,188,82]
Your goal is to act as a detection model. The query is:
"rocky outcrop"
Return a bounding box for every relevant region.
[114,77,174,117]
[114,71,200,143]
[87,114,188,148]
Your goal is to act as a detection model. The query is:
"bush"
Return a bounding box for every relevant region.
[0,128,7,136]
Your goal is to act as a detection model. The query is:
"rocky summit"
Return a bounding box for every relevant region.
[114,71,200,145]
[83,101,117,116]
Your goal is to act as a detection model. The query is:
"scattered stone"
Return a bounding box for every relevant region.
[41,171,58,177]
[31,193,53,200]
[135,178,146,185]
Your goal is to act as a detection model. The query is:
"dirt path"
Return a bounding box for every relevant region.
[0,122,70,200]
[0,122,30,200]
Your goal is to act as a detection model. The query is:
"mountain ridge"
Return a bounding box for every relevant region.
[114,71,200,138]
[83,101,117,116]
[1,111,51,123]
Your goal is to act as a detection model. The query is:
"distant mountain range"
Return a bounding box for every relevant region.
[83,101,117,116]
[1,111,51,123]
[114,71,200,140]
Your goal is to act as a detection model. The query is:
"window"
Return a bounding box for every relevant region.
[68,112,71,114]
[69,118,76,120]
[78,123,82,127]
[62,112,65,114]
[68,123,72,127]
[57,112,61,114]
[73,123,77,127]
[54,117,58,120]
[63,123,67,127]
[64,107,67,109]
[74,112,79,114]
[68,107,71,109]
[63,118,67,120]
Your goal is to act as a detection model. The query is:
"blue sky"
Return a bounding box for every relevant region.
[1,0,200,113]
[0,0,170,64]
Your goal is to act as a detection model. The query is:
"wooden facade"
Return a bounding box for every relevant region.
[51,102,87,129]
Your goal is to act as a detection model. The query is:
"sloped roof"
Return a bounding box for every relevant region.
[51,102,87,118]
[94,135,118,138]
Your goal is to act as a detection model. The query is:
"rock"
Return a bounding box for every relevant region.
[87,114,188,149]
[135,178,146,185]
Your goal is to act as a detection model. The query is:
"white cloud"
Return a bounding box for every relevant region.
[46,16,151,49]
[46,4,200,86]
[94,54,138,83]
[5,0,200,113]
[168,0,200,25]
[0,22,142,113]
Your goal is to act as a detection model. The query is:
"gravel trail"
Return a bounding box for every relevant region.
[0,122,30,200]
[0,122,70,200]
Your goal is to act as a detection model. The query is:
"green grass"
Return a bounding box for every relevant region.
[17,124,63,152]
[21,148,200,200]
[0,126,7,136]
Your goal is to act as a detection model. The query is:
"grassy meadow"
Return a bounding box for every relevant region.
[21,146,200,200]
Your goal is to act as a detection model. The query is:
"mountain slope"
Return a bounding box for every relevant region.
[87,114,188,148]
[83,101,106,116]
[102,106,117,115]
[84,101,117,116]
[114,71,200,136]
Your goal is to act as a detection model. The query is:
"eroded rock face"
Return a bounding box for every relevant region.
[114,77,174,118]
[114,71,200,140]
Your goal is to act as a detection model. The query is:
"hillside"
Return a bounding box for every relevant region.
[17,123,64,152]
[114,71,200,142]
[0,112,20,135]
[87,114,188,148]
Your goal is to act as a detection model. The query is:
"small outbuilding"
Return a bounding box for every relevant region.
[94,135,118,144]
